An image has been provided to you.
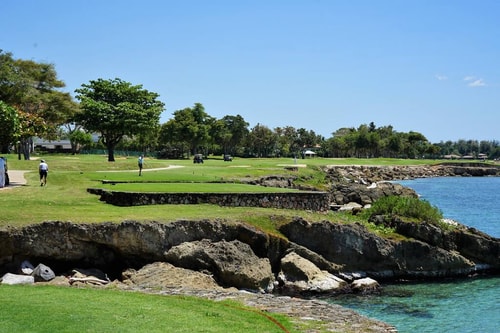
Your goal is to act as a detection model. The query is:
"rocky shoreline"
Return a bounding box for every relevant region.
[325,162,500,207]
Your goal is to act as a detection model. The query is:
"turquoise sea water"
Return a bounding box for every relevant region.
[330,177,500,333]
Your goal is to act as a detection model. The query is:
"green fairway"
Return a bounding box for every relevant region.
[96,182,300,193]
[0,154,327,227]
[0,153,449,228]
[0,285,298,333]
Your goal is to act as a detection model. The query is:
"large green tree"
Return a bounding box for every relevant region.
[161,103,213,156]
[0,50,78,159]
[0,101,19,153]
[211,114,249,156]
[75,78,164,161]
[245,124,277,157]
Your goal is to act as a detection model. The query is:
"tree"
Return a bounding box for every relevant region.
[405,131,428,158]
[211,115,249,156]
[75,78,164,161]
[245,124,277,157]
[0,50,78,159]
[275,126,297,157]
[161,103,213,156]
[158,121,188,158]
[0,101,19,153]
[326,127,355,157]
[355,124,371,158]
[68,130,93,154]
[17,110,48,160]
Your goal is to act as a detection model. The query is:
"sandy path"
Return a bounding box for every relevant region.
[0,170,29,190]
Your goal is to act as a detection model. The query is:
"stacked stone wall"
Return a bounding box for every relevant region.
[88,189,329,212]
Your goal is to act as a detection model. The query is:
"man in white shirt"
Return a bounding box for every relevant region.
[39,159,49,186]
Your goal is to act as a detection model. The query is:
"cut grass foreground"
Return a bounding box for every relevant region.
[0,285,298,333]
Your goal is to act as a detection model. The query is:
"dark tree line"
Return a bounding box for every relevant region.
[154,115,500,160]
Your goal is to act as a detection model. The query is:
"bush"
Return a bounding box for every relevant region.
[363,195,443,224]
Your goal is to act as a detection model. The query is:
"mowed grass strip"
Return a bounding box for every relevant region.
[0,285,298,333]
[97,182,300,193]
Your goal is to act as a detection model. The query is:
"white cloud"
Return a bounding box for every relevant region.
[468,79,486,87]
[463,76,486,87]
[435,74,448,81]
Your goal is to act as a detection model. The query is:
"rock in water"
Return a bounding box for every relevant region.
[31,263,55,281]
[351,277,380,294]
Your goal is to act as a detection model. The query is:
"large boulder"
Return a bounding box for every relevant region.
[31,263,55,282]
[165,239,274,292]
[278,252,348,294]
[122,262,224,291]
[1,273,34,285]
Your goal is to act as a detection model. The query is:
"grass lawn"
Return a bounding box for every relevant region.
[0,154,326,227]
[96,182,300,193]
[0,285,298,333]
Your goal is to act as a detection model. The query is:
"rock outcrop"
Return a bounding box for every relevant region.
[279,218,498,279]
[1,217,498,293]
[165,239,274,291]
[373,217,500,269]
[329,181,418,207]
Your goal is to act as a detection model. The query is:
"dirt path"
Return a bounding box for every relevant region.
[0,170,29,190]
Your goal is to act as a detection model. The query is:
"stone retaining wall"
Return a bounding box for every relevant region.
[88,189,330,211]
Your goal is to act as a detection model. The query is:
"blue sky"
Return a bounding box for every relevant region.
[2,0,499,143]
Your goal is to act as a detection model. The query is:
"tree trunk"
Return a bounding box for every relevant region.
[20,138,31,160]
[70,140,78,155]
[107,142,115,162]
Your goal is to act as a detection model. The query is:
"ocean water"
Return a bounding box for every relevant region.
[330,177,500,333]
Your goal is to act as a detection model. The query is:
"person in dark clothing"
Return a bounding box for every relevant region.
[138,155,144,176]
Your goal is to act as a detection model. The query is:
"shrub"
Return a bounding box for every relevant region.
[363,195,443,224]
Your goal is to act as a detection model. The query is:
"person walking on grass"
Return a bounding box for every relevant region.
[39,159,48,186]
[138,155,144,176]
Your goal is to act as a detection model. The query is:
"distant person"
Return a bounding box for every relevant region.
[0,157,5,188]
[138,155,144,176]
[39,159,49,186]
